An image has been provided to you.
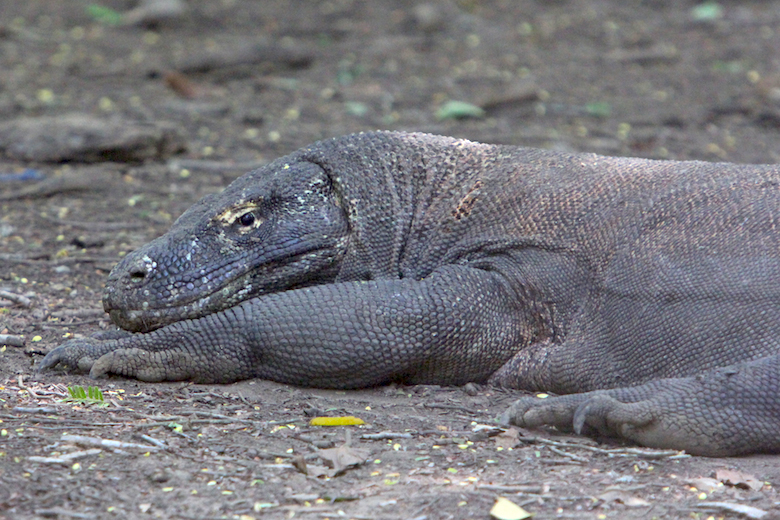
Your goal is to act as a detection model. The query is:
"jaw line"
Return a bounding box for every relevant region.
[106,246,338,332]
[107,271,256,332]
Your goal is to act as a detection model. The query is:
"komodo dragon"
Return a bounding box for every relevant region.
[39,131,780,457]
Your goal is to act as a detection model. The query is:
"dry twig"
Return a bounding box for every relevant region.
[524,435,688,459]
[28,448,103,464]
[61,433,162,451]
[0,289,32,307]
[0,334,25,347]
[361,432,414,440]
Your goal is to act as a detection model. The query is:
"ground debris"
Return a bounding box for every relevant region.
[0,167,118,201]
[360,431,413,440]
[716,468,765,491]
[60,433,162,452]
[604,43,680,65]
[525,435,689,459]
[33,507,98,520]
[0,114,185,162]
[0,290,32,308]
[27,448,103,464]
[316,439,369,476]
[696,501,770,519]
[167,158,267,174]
[174,42,315,74]
[597,489,651,507]
[0,334,25,347]
[121,0,186,26]
[490,496,533,520]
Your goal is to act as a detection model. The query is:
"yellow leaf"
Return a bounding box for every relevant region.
[309,416,365,426]
[490,497,533,520]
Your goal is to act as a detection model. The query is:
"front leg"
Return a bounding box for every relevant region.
[39,265,532,387]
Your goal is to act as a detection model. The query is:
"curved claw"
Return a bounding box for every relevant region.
[37,338,115,375]
[38,343,90,373]
[572,400,589,434]
[572,394,636,436]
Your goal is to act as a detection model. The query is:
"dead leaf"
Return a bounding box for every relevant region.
[495,427,520,450]
[291,455,308,475]
[687,477,721,493]
[717,469,764,491]
[163,71,200,99]
[200,425,223,438]
[490,496,532,520]
[317,444,369,475]
[290,454,329,478]
[304,464,330,478]
[597,490,650,507]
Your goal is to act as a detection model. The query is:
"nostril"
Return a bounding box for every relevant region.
[122,254,157,283]
[128,264,147,282]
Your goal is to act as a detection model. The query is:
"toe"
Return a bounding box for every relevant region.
[37,349,63,372]
[500,397,535,427]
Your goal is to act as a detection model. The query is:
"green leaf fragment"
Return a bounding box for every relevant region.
[86,5,123,25]
[344,101,369,117]
[584,101,612,118]
[691,1,723,21]
[64,386,107,406]
[436,100,485,120]
[167,422,184,433]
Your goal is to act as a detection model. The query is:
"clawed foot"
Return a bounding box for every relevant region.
[500,392,654,439]
[499,385,732,456]
[39,338,174,381]
[37,336,166,381]
[38,332,227,383]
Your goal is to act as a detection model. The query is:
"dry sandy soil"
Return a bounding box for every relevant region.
[3,1,780,519]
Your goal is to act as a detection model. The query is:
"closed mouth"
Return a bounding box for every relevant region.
[104,245,338,332]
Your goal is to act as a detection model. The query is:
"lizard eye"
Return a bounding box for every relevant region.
[237,212,256,227]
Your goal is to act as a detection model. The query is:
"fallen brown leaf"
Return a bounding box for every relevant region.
[494,427,520,450]
[163,71,200,99]
[597,490,650,507]
[291,454,329,478]
[716,468,764,491]
[687,477,721,493]
[317,444,369,475]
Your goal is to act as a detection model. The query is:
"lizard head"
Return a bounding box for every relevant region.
[103,159,350,332]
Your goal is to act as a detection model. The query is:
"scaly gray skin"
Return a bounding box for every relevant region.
[39,131,780,456]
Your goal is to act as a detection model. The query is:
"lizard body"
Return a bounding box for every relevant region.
[40,131,780,456]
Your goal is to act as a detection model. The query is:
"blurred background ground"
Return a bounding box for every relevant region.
[2,1,780,519]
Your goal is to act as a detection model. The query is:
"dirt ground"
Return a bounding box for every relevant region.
[3,1,780,519]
